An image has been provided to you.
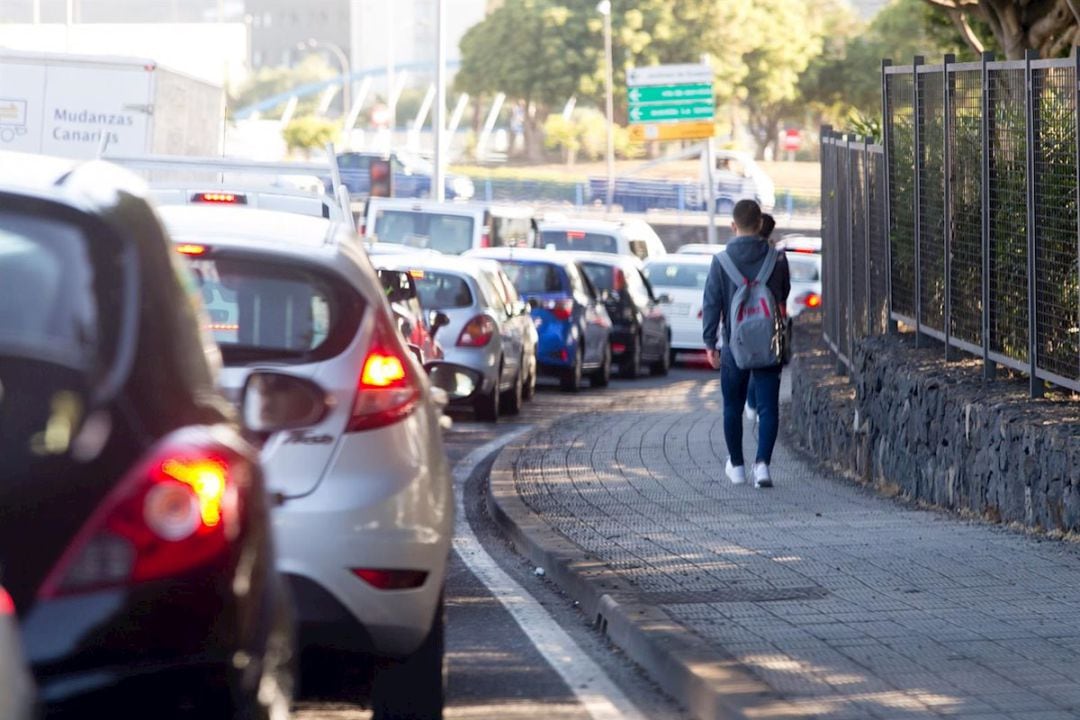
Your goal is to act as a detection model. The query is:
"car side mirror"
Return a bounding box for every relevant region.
[424,361,482,401]
[657,293,672,304]
[241,371,331,434]
[429,310,451,337]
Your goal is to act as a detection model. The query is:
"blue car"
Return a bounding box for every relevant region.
[330,150,475,200]
[467,248,612,391]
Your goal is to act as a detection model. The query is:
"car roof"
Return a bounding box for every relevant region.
[645,254,714,265]
[562,250,642,268]
[466,247,579,268]
[373,251,493,278]
[538,218,627,233]
[366,197,485,215]
[157,205,348,262]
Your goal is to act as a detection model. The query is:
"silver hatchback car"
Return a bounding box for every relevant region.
[160,204,471,719]
[373,253,538,421]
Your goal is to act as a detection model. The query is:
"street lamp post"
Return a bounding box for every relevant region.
[298,38,351,117]
[597,0,615,211]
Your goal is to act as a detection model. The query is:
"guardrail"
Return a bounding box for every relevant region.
[821,49,1080,397]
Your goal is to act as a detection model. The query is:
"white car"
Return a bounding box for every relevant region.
[538,217,667,261]
[786,250,823,318]
[363,197,538,255]
[373,252,538,420]
[642,255,714,359]
[674,243,721,255]
[160,204,463,718]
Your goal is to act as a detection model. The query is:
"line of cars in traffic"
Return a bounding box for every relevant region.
[0,148,822,719]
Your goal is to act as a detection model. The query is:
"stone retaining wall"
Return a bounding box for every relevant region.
[788,315,1080,533]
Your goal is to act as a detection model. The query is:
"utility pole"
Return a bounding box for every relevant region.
[434,0,447,201]
[598,0,615,210]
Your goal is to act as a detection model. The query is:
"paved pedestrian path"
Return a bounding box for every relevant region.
[509,375,1080,719]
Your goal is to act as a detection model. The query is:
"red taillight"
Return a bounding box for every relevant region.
[348,314,421,432]
[192,192,246,205]
[544,299,574,321]
[479,231,491,248]
[801,292,821,308]
[0,587,13,615]
[613,268,626,292]
[697,308,704,319]
[611,342,627,354]
[352,568,428,590]
[457,315,496,347]
[792,248,817,254]
[39,435,242,599]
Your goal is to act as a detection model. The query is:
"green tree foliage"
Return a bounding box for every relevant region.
[282,117,340,157]
[920,0,1078,60]
[231,55,336,118]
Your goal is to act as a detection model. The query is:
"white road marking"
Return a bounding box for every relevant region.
[452,427,647,720]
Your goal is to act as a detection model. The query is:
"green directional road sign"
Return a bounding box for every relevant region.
[627,83,712,104]
[628,101,714,123]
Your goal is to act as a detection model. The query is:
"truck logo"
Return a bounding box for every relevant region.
[0,98,28,143]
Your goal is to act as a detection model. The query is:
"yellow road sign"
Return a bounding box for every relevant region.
[628,121,714,143]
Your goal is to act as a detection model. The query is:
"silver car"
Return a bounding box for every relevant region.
[160,204,474,719]
[374,253,538,421]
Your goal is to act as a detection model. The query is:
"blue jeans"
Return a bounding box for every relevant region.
[720,348,781,466]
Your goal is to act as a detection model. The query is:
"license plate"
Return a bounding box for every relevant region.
[663,302,691,316]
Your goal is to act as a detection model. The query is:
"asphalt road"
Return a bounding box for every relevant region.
[293,364,711,719]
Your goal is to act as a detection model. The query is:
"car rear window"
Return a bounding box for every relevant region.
[787,256,821,283]
[414,271,474,309]
[182,254,362,364]
[580,262,616,292]
[644,262,709,290]
[0,211,114,371]
[540,230,617,254]
[500,261,566,295]
[373,210,475,254]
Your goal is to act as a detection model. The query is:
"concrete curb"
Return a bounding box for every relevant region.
[486,427,805,720]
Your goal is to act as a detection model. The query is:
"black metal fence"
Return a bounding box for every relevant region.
[821,50,1080,396]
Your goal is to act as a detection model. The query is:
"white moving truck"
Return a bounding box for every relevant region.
[0,49,224,159]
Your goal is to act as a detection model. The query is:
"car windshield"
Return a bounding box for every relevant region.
[413,271,474,309]
[644,262,709,290]
[0,212,111,371]
[500,261,565,294]
[787,256,821,283]
[181,255,359,363]
[540,230,617,253]
[373,210,475,255]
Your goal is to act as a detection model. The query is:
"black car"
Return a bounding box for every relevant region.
[571,252,672,378]
[0,151,326,718]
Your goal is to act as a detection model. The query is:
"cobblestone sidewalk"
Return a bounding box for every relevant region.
[510,377,1080,719]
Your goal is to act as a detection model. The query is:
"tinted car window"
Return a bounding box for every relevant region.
[788,256,821,282]
[628,239,649,260]
[580,262,615,292]
[0,212,107,370]
[540,230,617,254]
[501,261,566,294]
[414,271,474,309]
[374,210,476,254]
[645,262,709,290]
[183,256,359,363]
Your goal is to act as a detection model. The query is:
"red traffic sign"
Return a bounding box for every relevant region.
[781,129,802,152]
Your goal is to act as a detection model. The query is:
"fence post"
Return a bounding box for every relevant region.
[846,135,857,373]
[912,56,925,347]
[981,51,996,380]
[943,53,955,361]
[864,136,873,337]
[1075,47,1080,385]
[1025,49,1044,398]
[882,58,897,334]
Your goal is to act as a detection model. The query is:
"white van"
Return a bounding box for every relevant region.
[537,217,667,261]
[362,197,537,254]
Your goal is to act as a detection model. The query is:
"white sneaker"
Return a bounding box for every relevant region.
[725,458,746,485]
[744,405,758,423]
[753,462,773,489]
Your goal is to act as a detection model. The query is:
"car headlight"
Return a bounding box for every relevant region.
[451,176,475,199]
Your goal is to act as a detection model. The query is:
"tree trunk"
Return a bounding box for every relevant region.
[523,101,545,162]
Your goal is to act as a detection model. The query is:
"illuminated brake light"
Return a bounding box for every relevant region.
[613,268,626,292]
[352,568,428,590]
[348,314,420,432]
[803,292,821,308]
[0,587,13,615]
[39,435,242,599]
[207,323,239,332]
[791,248,817,254]
[544,299,574,321]
[192,192,246,205]
[408,269,425,279]
[479,231,491,248]
[176,244,209,256]
[567,231,586,240]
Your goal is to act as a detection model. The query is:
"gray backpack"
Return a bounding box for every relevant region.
[717,248,787,369]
